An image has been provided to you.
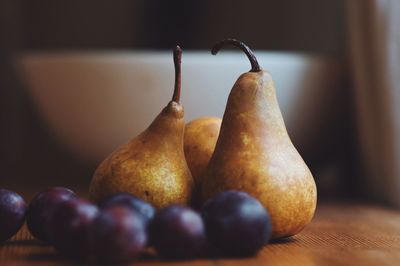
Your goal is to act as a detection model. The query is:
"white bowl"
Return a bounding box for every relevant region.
[17,51,342,164]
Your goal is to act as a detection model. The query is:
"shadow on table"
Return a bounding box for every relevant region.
[21,252,91,266]
[3,239,48,247]
[3,237,300,265]
[270,236,299,245]
[138,237,299,263]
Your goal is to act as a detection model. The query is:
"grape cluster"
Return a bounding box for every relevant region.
[0,188,272,262]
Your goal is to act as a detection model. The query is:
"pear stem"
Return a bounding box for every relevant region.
[211,38,261,72]
[172,45,182,103]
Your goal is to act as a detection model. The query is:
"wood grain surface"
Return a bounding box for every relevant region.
[1,197,400,266]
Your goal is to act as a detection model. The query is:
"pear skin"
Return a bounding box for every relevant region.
[184,117,221,208]
[184,117,222,184]
[202,39,317,239]
[89,46,193,209]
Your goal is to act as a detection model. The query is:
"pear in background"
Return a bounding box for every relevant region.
[184,117,222,182]
[184,117,221,207]
[89,46,193,209]
[201,39,317,239]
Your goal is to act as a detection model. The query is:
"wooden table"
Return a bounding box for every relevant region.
[1,200,400,265]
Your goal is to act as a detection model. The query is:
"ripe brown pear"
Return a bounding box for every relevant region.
[201,39,317,239]
[184,117,221,208]
[184,117,222,183]
[89,46,193,209]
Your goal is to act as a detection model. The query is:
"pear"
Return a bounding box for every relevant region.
[184,117,222,183]
[184,117,222,208]
[201,39,317,239]
[89,46,193,209]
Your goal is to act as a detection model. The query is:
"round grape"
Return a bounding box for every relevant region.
[202,190,272,256]
[50,197,99,258]
[88,206,147,262]
[0,189,27,243]
[150,205,206,259]
[26,187,76,242]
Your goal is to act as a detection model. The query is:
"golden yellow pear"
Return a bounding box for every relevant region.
[201,39,317,239]
[89,46,193,209]
[184,117,221,207]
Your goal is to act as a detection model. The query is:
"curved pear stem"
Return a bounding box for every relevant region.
[172,45,182,103]
[211,38,261,72]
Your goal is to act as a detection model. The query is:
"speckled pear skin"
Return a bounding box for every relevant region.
[89,101,194,209]
[89,46,193,209]
[201,70,317,239]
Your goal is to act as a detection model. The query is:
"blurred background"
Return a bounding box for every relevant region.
[1,0,399,205]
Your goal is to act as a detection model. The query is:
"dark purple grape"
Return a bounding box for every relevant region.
[88,206,147,262]
[26,187,76,242]
[150,205,206,259]
[202,190,272,257]
[0,189,27,243]
[99,193,155,225]
[50,197,99,258]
